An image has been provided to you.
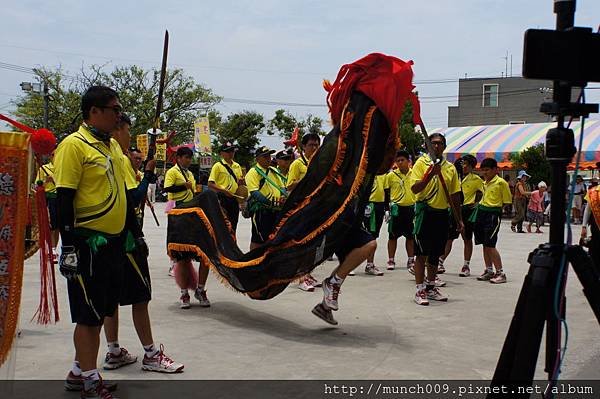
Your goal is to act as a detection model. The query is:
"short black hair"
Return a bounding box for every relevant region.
[301,133,321,146]
[462,154,477,168]
[176,147,193,158]
[480,158,497,169]
[396,149,410,160]
[428,133,446,146]
[81,86,119,119]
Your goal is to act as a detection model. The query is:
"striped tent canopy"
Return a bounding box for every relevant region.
[431,120,600,168]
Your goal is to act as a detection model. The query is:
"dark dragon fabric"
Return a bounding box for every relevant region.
[167,53,420,300]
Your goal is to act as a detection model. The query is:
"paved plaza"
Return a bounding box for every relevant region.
[5,202,600,380]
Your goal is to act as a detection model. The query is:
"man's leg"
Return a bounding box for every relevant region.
[194,264,211,307]
[477,247,495,281]
[489,247,507,283]
[74,324,102,372]
[387,238,398,269]
[437,239,453,273]
[132,302,153,347]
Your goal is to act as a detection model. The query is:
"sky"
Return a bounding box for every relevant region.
[0,0,599,148]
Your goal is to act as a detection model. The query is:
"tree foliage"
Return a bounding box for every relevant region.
[266,109,327,139]
[397,100,423,161]
[211,110,265,169]
[510,143,552,187]
[13,65,221,144]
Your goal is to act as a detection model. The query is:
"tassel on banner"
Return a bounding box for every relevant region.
[31,180,59,325]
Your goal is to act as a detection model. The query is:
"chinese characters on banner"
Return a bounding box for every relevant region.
[136,133,167,161]
[0,131,29,366]
[194,117,211,154]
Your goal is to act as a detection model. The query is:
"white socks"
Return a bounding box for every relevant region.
[331,274,344,285]
[71,360,82,377]
[144,343,159,358]
[107,341,121,356]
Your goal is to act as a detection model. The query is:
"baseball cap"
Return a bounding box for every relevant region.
[255,146,276,158]
[219,140,238,152]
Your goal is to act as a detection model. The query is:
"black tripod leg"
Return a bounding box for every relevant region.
[568,245,600,323]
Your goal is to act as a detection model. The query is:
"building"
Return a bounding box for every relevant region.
[448,77,555,127]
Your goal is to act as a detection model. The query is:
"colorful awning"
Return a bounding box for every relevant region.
[431,120,600,164]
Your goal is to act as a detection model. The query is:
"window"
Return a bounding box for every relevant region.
[483,84,499,107]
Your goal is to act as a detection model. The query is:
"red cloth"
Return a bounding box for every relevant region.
[324,53,421,130]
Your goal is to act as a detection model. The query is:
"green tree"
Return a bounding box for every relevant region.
[267,109,327,140]
[510,143,551,187]
[397,100,423,160]
[212,111,265,168]
[14,65,221,144]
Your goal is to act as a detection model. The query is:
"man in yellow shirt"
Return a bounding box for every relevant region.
[274,148,294,184]
[437,155,484,277]
[361,174,386,276]
[54,86,141,397]
[36,156,59,262]
[208,141,245,233]
[385,150,415,271]
[474,158,513,284]
[246,146,287,250]
[100,113,182,375]
[164,147,196,205]
[286,133,320,192]
[411,133,463,306]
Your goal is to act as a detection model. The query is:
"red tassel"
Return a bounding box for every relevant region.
[174,259,199,290]
[31,182,60,324]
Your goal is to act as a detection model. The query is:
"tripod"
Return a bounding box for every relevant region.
[488,1,600,397]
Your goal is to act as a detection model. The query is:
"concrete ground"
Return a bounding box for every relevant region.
[6,202,600,380]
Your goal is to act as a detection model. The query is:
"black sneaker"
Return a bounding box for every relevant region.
[311,303,338,325]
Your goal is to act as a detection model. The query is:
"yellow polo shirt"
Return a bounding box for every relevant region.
[368,174,387,203]
[480,175,513,208]
[386,168,415,206]
[54,125,127,235]
[286,157,308,188]
[208,158,243,195]
[411,155,461,210]
[122,154,139,190]
[36,162,56,194]
[462,172,484,206]
[164,164,196,202]
[246,165,284,201]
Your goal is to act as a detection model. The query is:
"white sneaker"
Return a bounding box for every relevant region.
[427,287,448,302]
[365,264,384,276]
[298,278,315,292]
[142,344,184,373]
[322,278,340,311]
[194,288,211,307]
[386,260,396,270]
[426,277,446,287]
[180,293,191,309]
[414,289,429,306]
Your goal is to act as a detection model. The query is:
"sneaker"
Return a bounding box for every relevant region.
[490,272,507,284]
[477,270,495,281]
[194,288,211,307]
[64,372,118,392]
[414,289,429,306]
[103,348,137,370]
[180,293,191,309]
[437,264,446,274]
[306,274,322,287]
[408,265,415,275]
[365,264,384,276]
[427,287,449,301]
[511,225,516,232]
[168,264,175,277]
[142,344,184,373]
[311,303,338,325]
[459,265,470,277]
[81,378,118,398]
[387,260,396,270]
[426,277,446,287]
[322,277,340,311]
[298,278,315,292]
[348,270,356,276]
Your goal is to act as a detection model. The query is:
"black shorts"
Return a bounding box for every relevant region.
[67,234,124,326]
[448,212,460,240]
[218,193,240,232]
[363,202,385,238]
[334,225,375,264]
[474,210,502,248]
[251,209,278,244]
[46,196,58,230]
[119,248,152,306]
[388,205,414,240]
[414,208,449,266]
[462,206,475,240]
